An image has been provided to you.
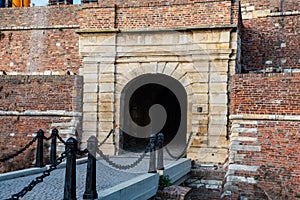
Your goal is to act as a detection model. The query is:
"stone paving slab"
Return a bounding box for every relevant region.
[0,156,175,200]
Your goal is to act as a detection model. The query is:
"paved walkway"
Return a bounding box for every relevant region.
[0,155,175,200]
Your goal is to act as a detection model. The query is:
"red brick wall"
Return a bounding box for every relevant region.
[0,5,79,27]
[241,0,299,12]
[0,75,82,173]
[0,1,238,73]
[240,1,300,72]
[256,121,299,199]
[241,15,300,72]
[231,73,300,115]
[0,75,81,111]
[0,29,80,73]
[0,5,81,73]
[228,73,300,199]
[227,121,300,199]
[79,0,236,29]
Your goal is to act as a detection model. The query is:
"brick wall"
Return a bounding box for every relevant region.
[0,1,238,73]
[0,75,80,111]
[241,0,299,12]
[0,75,82,173]
[225,119,300,199]
[255,121,299,199]
[0,5,79,27]
[241,15,300,72]
[79,0,236,29]
[0,1,298,73]
[0,29,80,74]
[224,73,300,199]
[240,1,300,72]
[231,73,300,115]
[0,5,81,74]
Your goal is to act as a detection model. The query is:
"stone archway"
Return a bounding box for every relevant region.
[79,28,236,162]
[119,74,187,153]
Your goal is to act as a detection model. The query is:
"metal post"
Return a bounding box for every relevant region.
[64,137,78,200]
[35,129,44,167]
[50,128,58,164]
[148,134,157,173]
[157,133,164,170]
[83,136,98,199]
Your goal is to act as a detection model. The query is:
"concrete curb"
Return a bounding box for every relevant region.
[97,158,191,200]
[98,173,159,200]
[161,158,191,185]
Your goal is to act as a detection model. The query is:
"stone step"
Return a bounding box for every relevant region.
[185,187,222,200]
[190,163,226,181]
[183,162,226,200]
[185,179,222,189]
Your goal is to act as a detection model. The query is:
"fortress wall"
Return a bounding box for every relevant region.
[0,75,82,172]
[0,1,238,73]
[223,73,300,199]
[240,1,300,72]
[0,5,81,73]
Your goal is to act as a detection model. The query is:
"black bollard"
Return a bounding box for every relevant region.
[83,136,98,200]
[148,134,157,173]
[35,129,44,167]
[50,128,58,164]
[157,133,164,170]
[64,137,78,200]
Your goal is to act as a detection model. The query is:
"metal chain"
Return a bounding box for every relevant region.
[43,135,53,141]
[165,132,193,160]
[5,149,70,200]
[56,134,67,145]
[0,136,38,162]
[112,129,117,155]
[98,129,114,147]
[96,142,152,170]
[77,148,89,156]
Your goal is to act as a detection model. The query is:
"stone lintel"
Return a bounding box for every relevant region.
[0,110,81,117]
[229,145,261,152]
[230,114,300,121]
[76,25,236,35]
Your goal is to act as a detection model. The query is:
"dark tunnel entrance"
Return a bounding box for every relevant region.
[119,74,187,153]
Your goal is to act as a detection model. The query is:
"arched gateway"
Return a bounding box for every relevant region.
[79,28,236,163]
[119,74,187,153]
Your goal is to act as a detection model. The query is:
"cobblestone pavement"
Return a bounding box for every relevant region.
[0,155,175,200]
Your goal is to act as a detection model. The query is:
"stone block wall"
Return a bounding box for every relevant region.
[78,26,237,162]
[0,75,83,172]
[223,73,300,199]
[240,1,300,72]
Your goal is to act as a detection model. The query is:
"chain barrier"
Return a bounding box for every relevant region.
[43,135,53,141]
[165,132,193,160]
[56,134,67,145]
[96,141,152,170]
[77,149,89,156]
[0,136,38,163]
[112,129,117,155]
[0,128,67,163]
[98,129,114,147]
[5,149,70,200]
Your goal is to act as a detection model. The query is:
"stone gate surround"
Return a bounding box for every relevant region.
[78,26,237,163]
